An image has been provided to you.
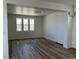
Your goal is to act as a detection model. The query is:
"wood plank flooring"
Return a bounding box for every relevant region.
[9,38,76,59]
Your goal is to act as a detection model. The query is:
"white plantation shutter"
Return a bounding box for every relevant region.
[30,19,34,31]
[23,18,28,31]
[16,18,22,31]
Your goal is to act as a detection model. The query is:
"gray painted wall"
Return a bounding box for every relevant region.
[43,12,68,45]
[8,14,44,40]
[72,16,76,48]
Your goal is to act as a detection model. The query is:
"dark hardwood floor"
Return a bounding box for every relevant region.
[9,38,76,59]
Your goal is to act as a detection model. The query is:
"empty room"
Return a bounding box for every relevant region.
[3,0,76,59]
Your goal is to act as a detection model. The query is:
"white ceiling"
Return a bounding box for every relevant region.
[7,4,56,16]
[37,0,75,7]
[7,0,76,16]
[42,0,75,7]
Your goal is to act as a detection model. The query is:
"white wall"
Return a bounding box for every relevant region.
[43,12,68,44]
[8,14,44,40]
[3,0,9,59]
[43,12,76,48]
[66,15,76,48]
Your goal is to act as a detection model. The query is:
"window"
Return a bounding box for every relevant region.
[16,17,35,31]
[23,18,28,31]
[30,18,34,31]
[16,18,22,31]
